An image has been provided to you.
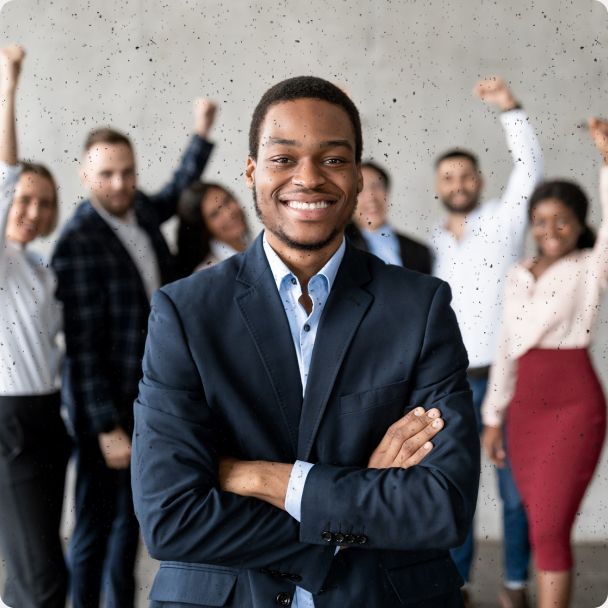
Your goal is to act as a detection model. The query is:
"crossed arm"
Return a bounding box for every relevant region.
[218,406,445,511]
[132,283,479,589]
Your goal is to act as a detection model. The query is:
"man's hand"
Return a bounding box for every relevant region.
[589,117,608,165]
[482,425,506,468]
[193,97,217,140]
[367,407,443,469]
[473,76,519,112]
[98,426,132,470]
[0,44,25,96]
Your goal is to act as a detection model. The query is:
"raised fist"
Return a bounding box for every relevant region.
[193,97,218,140]
[588,117,608,164]
[0,44,25,94]
[473,76,518,112]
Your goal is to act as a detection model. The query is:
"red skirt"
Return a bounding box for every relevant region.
[507,348,606,571]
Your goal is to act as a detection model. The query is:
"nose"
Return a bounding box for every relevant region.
[544,224,559,239]
[26,200,41,221]
[111,174,126,191]
[292,158,326,190]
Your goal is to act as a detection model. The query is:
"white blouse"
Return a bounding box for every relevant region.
[0,162,62,395]
[482,166,608,427]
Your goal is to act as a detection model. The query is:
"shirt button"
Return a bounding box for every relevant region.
[303,323,311,332]
[290,277,297,285]
[275,592,292,606]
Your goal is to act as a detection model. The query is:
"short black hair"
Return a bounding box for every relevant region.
[528,180,595,250]
[435,149,479,170]
[249,76,362,162]
[361,160,391,190]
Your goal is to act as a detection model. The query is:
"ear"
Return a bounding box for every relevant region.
[79,163,89,187]
[245,156,256,189]
[356,165,364,194]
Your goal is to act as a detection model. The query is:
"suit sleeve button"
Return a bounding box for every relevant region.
[334,533,345,544]
[355,535,368,544]
[321,530,333,542]
[276,592,292,606]
[344,534,355,544]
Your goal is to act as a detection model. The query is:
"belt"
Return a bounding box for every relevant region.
[467,366,490,379]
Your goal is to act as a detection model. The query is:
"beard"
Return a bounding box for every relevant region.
[439,191,480,215]
[253,188,347,252]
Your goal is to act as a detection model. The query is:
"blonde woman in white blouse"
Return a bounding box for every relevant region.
[482,119,608,608]
[0,46,70,608]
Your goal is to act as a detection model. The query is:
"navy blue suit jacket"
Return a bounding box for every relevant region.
[132,234,480,607]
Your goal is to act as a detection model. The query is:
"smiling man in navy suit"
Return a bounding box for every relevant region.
[132,76,480,608]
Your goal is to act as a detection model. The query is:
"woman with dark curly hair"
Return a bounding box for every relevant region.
[176,181,250,277]
[482,118,608,608]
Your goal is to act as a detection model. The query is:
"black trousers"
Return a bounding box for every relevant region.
[0,393,71,608]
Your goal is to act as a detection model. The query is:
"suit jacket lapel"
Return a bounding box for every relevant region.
[82,203,148,290]
[297,246,373,460]
[235,236,303,455]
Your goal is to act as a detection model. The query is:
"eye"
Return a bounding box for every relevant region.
[270,156,292,164]
[323,158,346,166]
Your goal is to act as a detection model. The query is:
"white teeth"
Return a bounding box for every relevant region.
[286,201,331,210]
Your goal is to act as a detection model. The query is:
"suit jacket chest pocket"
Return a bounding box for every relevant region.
[337,379,410,465]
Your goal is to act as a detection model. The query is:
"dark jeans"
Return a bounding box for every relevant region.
[0,393,71,608]
[69,437,139,608]
[450,375,530,584]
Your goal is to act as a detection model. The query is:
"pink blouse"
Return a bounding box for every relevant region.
[482,166,608,427]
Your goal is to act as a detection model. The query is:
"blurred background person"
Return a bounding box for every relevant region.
[51,99,217,608]
[0,45,71,608]
[482,118,608,608]
[347,160,432,273]
[432,77,543,608]
[176,181,250,276]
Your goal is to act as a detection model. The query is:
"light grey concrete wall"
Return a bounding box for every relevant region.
[2,0,608,542]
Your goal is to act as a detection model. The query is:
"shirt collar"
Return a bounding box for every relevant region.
[92,202,137,228]
[362,223,394,237]
[262,231,346,293]
[210,239,240,263]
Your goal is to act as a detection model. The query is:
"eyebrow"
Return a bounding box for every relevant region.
[267,137,353,150]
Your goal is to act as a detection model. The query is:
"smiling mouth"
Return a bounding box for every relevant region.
[284,200,333,210]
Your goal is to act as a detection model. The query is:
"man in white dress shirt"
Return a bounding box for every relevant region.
[431,77,543,608]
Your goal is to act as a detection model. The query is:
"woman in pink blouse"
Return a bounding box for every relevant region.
[482,118,608,608]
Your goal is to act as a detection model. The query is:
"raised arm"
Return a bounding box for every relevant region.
[148,98,216,223]
[0,45,25,233]
[475,77,543,230]
[0,45,24,166]
[588,117,608,287]
[131,288,335,593]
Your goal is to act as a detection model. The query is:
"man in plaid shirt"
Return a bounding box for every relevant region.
[52,99,217,608]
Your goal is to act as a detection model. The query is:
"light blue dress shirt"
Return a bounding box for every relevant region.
[361,223,402,266]
[262,234,345,608]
